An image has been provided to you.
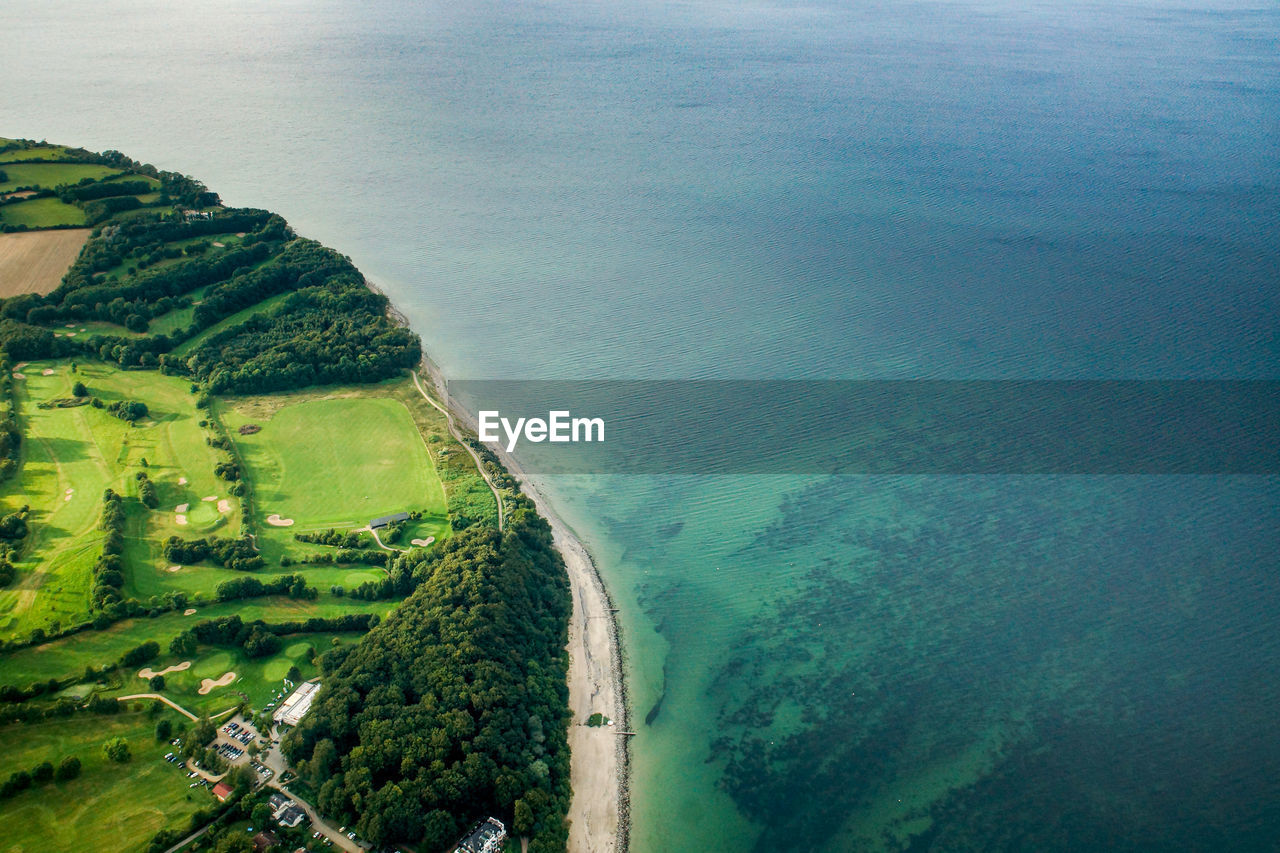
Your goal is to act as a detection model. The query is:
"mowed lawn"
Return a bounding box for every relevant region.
[0,162,121,193]
[0,362,237,640]
[0,597,394,689]
[127,631,363,715]
[220,389,448,553]
[0,708,204,853]
[0,197,86,228]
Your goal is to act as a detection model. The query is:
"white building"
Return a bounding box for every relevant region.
[273,680,321,727]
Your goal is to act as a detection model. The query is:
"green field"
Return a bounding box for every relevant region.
[0,162,121,193]
[0,596,394,689]
[0,145,76,164]
[0,197,86,228]
[168,289,290,356]
[0,362,239,640]
[0,708,204,853]
[218,384,451,560]
[124,631,363,715]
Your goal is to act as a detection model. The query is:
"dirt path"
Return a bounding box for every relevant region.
[412,370,505,531]
[116,693,199,720]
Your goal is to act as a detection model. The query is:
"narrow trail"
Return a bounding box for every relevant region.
[412,370,505,531]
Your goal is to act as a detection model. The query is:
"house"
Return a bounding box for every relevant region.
[212,781,234,801]
[277,805,307,829]
[268,793,289,812]
[455,817,507,853]
[369,511,409,530]
[251,830,279,852]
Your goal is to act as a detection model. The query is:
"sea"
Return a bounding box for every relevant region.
[5,0,1279,849]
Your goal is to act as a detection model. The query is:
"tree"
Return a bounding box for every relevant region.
[155,718,173,741]
[102,737,131,763]
[149,674,166,692]
[250,802,272,828]
[285,665,301,682]
[169,631,197,656]
[55,755,81,781]
[31,761,54,784]
[72,380,88,397]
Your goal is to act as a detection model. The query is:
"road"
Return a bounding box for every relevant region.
[413,369,505,531]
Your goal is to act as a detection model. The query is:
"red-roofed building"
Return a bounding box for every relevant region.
[212,781,234,801]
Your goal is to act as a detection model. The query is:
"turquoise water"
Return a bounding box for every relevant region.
[6,0,1279,849]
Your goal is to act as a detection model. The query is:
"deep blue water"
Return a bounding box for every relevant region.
[5,0,1279,848]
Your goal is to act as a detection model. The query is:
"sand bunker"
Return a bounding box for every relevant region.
[266,514,295,527]
[217,499,230,514]
[178,476,188,485]
[64,493,73,502]
[411,537,436,547]
[167,565,182,573]
[183,608,197,616]
[65,324,74,329]
[10,373,23,380]
[202,495,217,502]
[212,241,225,247]
[139,660,191,679]
[65,332,76,337]
[198,672,236,695]
[175,514,188,525]
[41,369,54,376]
[175,503,189,513]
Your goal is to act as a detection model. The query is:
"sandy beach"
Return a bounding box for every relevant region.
[420,362,629,852]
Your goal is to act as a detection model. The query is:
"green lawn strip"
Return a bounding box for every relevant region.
[0,197,86,228]
[0,145,76,164]
[0,597,394,689]
[0,708,204,853]
[168,289,291,357]
[0,162,121,192]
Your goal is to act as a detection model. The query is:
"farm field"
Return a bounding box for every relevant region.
[0,197,86,228]
[0,362,238,641]
[0,707,204,853]
[0,162,121,193]
[218,383,451,560]
[0,229,90,296]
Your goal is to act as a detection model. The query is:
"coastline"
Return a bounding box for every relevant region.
[414,343,631,851]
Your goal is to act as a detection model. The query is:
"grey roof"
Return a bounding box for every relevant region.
[370,511,410,529]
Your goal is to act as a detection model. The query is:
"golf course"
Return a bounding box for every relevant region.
[0,137,521,852]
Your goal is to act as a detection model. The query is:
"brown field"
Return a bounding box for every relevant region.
[0,228,90,296]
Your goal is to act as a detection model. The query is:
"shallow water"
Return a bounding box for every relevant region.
[5,0,1279,848]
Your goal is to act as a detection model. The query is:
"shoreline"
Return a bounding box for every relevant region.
[416,353,631,852]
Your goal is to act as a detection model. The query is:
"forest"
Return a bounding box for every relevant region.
[283,502,573,851]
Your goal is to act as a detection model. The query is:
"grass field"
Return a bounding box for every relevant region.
[218,382,451,561]
[0,229,90,296]
[168,289,290,356]
[0,708,204,853]
[121,631,363,715]
[0,596,394,689]
[0,143,76,164]
[0,162,121,193]
[0,362,239,640]
[0,197,86,228]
